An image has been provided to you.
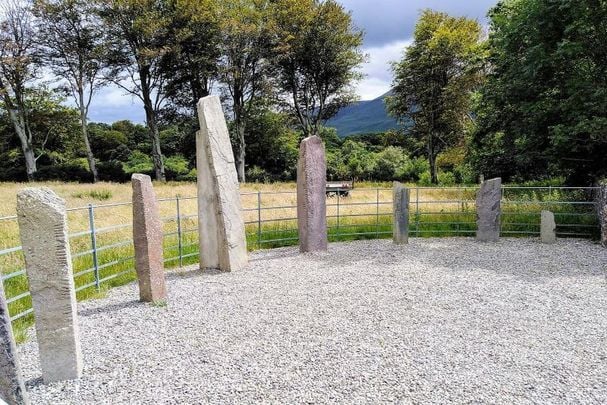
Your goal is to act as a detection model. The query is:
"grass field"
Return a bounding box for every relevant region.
[0,181,600,341]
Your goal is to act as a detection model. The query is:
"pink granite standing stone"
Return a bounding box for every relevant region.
[297,135,328,252]
[132,174,167,303]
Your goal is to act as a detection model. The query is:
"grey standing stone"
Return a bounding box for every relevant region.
[393,182,409,244]
[600,185,607,247]
[196,95,248,271]
[0,283,28,404]
[132,174,167,303]
[16,188,82,383]
[540,210,557,244]
[476,178,502,242]
[297,135,328,252]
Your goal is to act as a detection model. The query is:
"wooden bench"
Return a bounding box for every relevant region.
[326,181,354,197]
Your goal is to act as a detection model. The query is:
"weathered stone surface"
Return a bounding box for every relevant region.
[196,95,248,271]
[16,188,82,383]
[600,185,607,247]
[0,283,28,404]
[393,182,409,244]
[540,210,557,244]
[297,135,328,252]
[476,178,502,242]
[132,174,167,303]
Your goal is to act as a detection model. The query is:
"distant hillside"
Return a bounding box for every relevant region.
[325,91,399,137]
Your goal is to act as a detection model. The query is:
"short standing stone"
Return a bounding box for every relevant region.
[476,178,502,242]
[540,210,557,244]
[16,188,83,383]
[297,135,328,253]
[196,95,248,271]
[393,182,409,244]
[0,283,28,404]
[132,174,167,303]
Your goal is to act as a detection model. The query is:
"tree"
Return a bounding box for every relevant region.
[471,0,607,184]
[34,0,111,182]
[0,0,39,180]
[273,0,365,139]
[217,0,274,183]
[98,0,171,181]
[388,10,484,184]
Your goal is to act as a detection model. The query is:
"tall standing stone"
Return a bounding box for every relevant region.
[132,174,167,303]
[0,283,28,405]
[196,95,248,271]
[297,135,328,252]
[16,188,83,383]
[476,177,502,242]
[393,182,409,244]
[600,185,607,247]
[540,210,557,244]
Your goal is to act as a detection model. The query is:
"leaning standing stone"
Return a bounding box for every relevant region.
[297,135,328,252]
[540,210,557,244]
[16,188,83,383]
[0,283,28,404]
[132,174,167,303]
[393,182,409,244]
[196,95,248,271]
[476,178,502,242]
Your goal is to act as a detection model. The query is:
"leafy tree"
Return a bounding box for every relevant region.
[388,10,484,184]
[217,0,274,182]
[34,0,112,182]
[471,0,607,183]
[99,0,172,181]
[0,0,40,180]
[273,0,365,138]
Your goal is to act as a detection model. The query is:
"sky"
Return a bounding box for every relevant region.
[87,0,498,124]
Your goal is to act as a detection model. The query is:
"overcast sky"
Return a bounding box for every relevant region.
[88,0,498,123]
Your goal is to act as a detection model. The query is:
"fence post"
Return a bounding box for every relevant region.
[88,204,100,291]
[376,188,380,238]
[257,191,262,250]
[176,196,183,267]
[336,189,341,242]
[415,187,420,236]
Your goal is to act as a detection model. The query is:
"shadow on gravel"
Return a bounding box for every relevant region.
[79,299,141,317]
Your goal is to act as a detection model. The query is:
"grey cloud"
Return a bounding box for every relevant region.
[340,0,498,46]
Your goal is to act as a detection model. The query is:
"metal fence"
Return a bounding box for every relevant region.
[0,186,601,332]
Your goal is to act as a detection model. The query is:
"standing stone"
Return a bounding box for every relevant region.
[196,95,248,271]
[132,174,167,303]
[0,283,28,405]
[393,182,409,244]
[476,177,502,242]
[297,135,328,252]
[600,185,607,247]
[540,210,557,244]
[16,188,82,383]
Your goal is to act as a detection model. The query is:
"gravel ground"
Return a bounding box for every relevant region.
[18,238,607,404]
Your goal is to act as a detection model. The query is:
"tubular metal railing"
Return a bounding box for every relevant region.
[0,186,601,331]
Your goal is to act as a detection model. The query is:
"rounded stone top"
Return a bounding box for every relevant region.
[16,187,65,214]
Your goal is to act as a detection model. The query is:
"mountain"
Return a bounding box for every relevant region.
[325,91,399,137]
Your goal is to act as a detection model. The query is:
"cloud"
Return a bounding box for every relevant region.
[340,0,496,46]
[87,86,145,124]
[355,39,410,100]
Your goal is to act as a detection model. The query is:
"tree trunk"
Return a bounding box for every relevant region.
[235,118,246,183]
[142,98,166,182]
[5,104,36,180]
[428,135,438,184]
[78,101,98,183]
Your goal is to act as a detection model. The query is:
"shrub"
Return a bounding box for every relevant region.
[34,163,92,183]
[247,166,271,183]
[164,155,191,180]
[123,151,153,175]
[438,171,456,186]
[97,160,129,182]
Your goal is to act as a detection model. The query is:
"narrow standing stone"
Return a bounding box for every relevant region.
[0,283,28,405]
[196,95,248,271]
[16,188,82,383]
[297,135,328,252]
[132,174,167,303]
[476,177,502,242]
[600,185,607,247]
[393,182,409,244]
[540,210,557,244]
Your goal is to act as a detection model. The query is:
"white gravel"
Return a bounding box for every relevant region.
[18,238,607,404]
